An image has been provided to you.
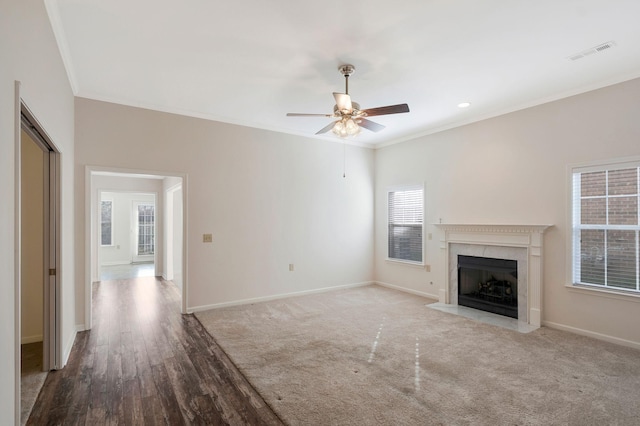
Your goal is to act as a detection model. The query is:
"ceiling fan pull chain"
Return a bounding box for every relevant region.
[343,141,346,178]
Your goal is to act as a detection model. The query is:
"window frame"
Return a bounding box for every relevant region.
[569,157,640,297]
[100,199,113,247]
[386,184,425,266]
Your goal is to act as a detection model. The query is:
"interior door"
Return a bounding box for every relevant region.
[20,110,61,371]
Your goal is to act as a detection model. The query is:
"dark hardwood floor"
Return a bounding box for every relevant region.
[27,277,284,425]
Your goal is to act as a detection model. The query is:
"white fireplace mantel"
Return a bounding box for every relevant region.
[435,224,551,327]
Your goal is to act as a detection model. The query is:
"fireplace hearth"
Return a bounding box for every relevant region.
[458,255,518,319]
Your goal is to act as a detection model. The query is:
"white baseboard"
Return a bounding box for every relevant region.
[21,335,43,345]
[76,324,87,332]
[375,281,439,301]
[188,281,373,313]
[543,320,640,350]
[100,261,130,266]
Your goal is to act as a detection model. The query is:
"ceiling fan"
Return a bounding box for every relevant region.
[287,65,410,138]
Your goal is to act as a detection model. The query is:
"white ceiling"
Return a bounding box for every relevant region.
[47,0,640,147]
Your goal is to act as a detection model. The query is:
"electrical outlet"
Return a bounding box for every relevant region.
[428,233,432,240]
[289,264,294,272]
[203,233,213,243]
[425,264,431,272]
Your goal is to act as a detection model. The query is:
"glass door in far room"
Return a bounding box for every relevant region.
[132,201,155,264]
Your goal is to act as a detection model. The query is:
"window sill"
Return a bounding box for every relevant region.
[566,283,640,304]
[385,258,425,269]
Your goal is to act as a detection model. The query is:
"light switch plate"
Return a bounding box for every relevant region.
[203,233,213,243]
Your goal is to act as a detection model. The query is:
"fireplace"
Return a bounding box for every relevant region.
[458,255,518,319]
[435,224,550,328]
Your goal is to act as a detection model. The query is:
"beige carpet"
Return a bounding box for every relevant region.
[195,285,640,425]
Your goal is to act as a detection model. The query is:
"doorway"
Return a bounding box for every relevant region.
[19,105,61,424]
[86,169,187,329]
[98,191,157,281]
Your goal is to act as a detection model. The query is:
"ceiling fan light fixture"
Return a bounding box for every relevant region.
[345,118,360,135]
[333,117,360,137]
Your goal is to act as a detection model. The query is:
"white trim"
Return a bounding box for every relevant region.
[375,281,438,300]
[384,258,426,268]
[44,0,79,94]
[188,281,373,313]
[543,320,640,351]
[181,177,188,315]
[75,324,86,332]
[84,167,92,329]
[565,283,640,303]
[14,81,22,425]
[61,330,77,367]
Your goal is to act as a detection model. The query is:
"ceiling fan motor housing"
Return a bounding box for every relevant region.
[334,102,361,116]
[339,64,355,77]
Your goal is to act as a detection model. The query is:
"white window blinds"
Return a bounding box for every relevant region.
[572,164,640,292]
[388,187,424,263]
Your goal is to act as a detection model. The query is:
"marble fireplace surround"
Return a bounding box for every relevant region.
[435,224,550,327]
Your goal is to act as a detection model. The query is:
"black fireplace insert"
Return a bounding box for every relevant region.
[458,255,518,319]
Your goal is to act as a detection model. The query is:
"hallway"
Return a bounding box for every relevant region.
[27,277,282,425]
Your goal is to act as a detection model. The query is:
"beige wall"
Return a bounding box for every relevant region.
[375,77,640,346]
[0,0,75,421]
[20,130,44,344]
[75,99,375,316]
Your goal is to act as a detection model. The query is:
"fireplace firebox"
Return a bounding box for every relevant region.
[458,255,518,319]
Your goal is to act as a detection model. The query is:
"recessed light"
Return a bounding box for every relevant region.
[457,102,471,108]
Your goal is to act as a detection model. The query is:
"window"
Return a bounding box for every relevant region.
[137,204,155,255]
[388,186,424,263]
[572,162,639,292]
[100,200,113,246]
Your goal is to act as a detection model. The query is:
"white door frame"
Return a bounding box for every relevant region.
[15,85,63,421]
[165,183,183,288]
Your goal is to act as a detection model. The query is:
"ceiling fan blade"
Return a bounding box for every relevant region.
[315,121,337,135]
[333,92,352,113]
[361,103,410,117]
[287,113,333,117]
[358,118,386,133]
